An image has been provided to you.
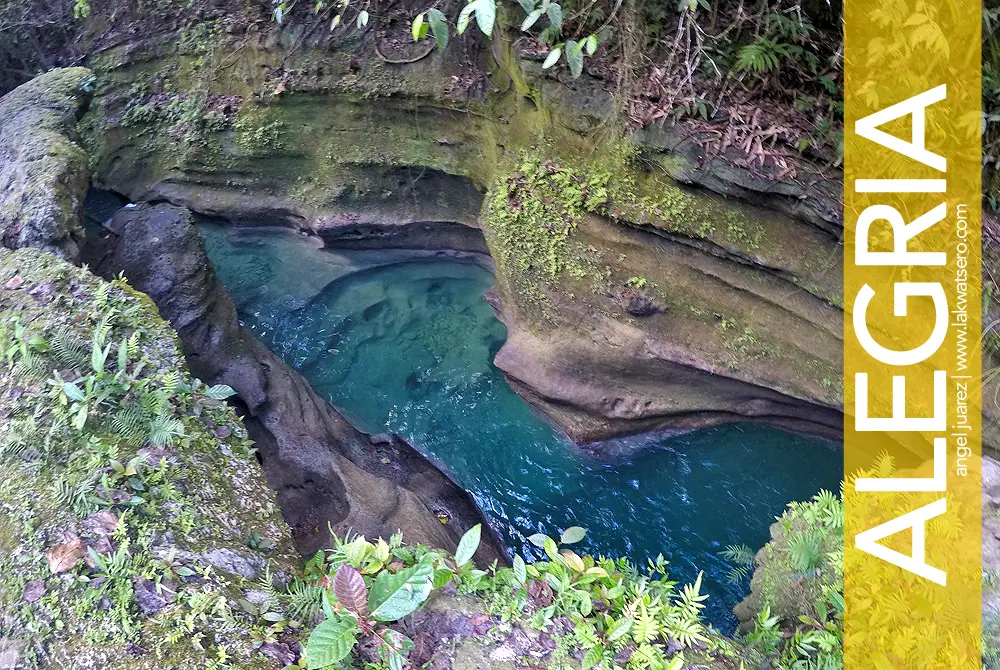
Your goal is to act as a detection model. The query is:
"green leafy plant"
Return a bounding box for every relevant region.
[737,489,844,669]
[625,276,648,289]
[304,524,482,669]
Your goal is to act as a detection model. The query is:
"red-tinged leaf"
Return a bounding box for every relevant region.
[334,564,369,619]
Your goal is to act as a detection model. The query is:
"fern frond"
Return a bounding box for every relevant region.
[148,416,184,447]
[93,282,111,310]
[159,370,181,396]
[51,329,89,368]
[111,402,148,445]
[13,349,48,381]
[725,565,752,585]
[736,40,781,74]
[287,581,323,621]
[127,331,141,359]
[719,543,755,566]
[787,529,824,573]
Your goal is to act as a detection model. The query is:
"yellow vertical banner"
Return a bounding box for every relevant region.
[844,0,982,668]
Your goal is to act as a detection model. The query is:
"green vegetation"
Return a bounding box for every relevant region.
[0,247,297,668]
[728,490,844,670]
[285,523,727,670]
[287,493,848,670]
[482,146,770,325]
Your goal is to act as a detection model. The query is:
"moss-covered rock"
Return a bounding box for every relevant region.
[481,150,843,443]
[0,69,93,262]
[0,246,300,668]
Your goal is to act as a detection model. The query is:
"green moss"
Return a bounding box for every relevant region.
[0,247,298,668]
[234,105,286,156]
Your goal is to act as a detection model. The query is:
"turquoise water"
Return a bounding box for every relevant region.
[198,222,842,631]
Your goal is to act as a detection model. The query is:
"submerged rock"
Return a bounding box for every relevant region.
[0,68,92,261]
[99,202,506,564]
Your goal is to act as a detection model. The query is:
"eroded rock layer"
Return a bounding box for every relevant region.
[0,68,93,261]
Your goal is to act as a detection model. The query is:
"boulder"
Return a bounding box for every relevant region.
[0,68,92,261]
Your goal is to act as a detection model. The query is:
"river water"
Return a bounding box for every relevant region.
[198,222,842,632]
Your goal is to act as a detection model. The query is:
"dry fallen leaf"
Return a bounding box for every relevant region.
[46,534,86,574]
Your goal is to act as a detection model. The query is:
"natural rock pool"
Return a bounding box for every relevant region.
[198,222,843,631]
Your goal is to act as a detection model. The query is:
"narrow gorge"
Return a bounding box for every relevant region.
[1,0,999,668]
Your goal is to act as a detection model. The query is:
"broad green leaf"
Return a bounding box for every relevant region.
[411,13,425,41]
[455,523,481,567]
[331,14,341,30]
[376,538,391,563]
[457,3,475,35]
[560,526,587,544]
[561,550,585,573]
[63,382,85,402]
[205,384,237,400]
[92,341,110,374]
[427,8,449,50]
[564,40,583,78]
[74,404,87,429]
[356,9,369,27]
[516,0,535,12]
[543,537,559,561]
[527,533,549,548]
[368,561,434,621]
[521,8,543,31]
[577,590,592,616]
[306,616,359,669]
[512,555,527,585]
[28,334,50,352]
[585,33,598,55]
[542,47,562,69]
[432,568,454,589]
[321,588,336,619]
[474,0,496,36]
[582,645,604,670]
[606,617,632,641]
[545,2,562,32]
[117,336,128,372]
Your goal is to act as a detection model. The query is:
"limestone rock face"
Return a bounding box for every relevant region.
[98,202,506,564]
[0,68,92,261]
